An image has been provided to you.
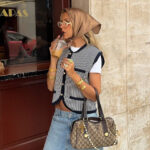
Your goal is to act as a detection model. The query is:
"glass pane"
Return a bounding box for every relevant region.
[0,0,53,65]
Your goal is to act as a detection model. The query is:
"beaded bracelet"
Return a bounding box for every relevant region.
[77,78,83,86]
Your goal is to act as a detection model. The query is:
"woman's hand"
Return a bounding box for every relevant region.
[61,58,75,77]
[49,35,68,63]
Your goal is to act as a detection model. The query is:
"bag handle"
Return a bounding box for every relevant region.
[81,88,109,135]
[81,88,105,120]
[94,88,105,120]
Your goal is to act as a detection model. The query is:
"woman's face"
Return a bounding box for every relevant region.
[59,12,73,40]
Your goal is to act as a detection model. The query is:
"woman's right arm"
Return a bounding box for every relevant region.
[47,57,58,91]
[47,38,59,91]
[47,35,68,91]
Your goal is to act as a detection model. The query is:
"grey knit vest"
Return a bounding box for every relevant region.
[52,44,104,114]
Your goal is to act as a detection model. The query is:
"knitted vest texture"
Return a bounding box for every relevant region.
[52,44,104,114]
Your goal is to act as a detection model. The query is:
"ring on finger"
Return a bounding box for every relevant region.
[64,63,69,68]
[68,59,73,63]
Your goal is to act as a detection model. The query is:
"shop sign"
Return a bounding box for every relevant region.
[0,9,28,17]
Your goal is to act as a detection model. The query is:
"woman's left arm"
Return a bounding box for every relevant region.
[70,71,101,101]
[61,58,101,101]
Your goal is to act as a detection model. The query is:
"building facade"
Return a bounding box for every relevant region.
[0,0,150,150]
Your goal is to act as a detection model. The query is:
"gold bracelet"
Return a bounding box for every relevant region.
[68,59,73,63]
[49,68,56,72]
[81,85,86,91]
[77,78,83,86]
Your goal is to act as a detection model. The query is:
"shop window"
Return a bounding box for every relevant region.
[0,0,70,65]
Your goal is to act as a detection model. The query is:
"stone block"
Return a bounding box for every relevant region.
[128,105,150,150]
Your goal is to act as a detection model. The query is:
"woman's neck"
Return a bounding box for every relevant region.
[71,37,86,48]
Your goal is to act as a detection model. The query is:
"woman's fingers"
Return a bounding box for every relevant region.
[61,58,74,70]
[57,35,61,39]
[61,58,75,77]
[62,45,68,50]
[49,35,63,53]
[62,58,72,64]
[61,60,70,69]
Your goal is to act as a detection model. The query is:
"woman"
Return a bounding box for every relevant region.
[44,8,104,150]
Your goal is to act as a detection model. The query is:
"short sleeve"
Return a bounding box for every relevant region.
[90,55,102,73]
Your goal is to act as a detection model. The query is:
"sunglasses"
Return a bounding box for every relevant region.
[57,20,71,28]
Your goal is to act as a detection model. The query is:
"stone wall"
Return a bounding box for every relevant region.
[72,0,89,13]
[72,0,150,150]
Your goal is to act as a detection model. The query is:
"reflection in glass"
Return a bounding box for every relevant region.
[0,0,52,65]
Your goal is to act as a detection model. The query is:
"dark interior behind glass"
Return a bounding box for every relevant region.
[0,0,54,65]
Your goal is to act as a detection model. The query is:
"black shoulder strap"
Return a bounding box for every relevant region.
[94,88,105,120]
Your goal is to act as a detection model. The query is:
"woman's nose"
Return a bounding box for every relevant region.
[60,25,65,31]
[59,24,63,30]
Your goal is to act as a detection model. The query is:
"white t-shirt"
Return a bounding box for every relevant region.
[70,46,102,74]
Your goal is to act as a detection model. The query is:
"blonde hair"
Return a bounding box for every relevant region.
[82,31,101,50]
